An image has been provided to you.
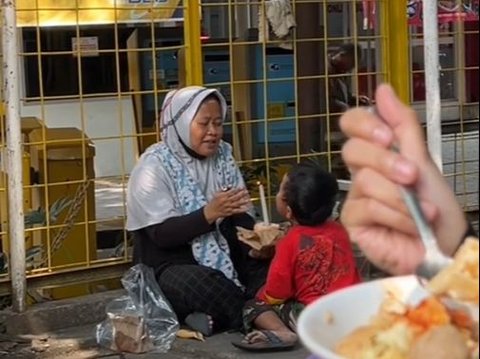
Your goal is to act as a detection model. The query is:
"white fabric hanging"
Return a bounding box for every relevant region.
[258,0,296,50]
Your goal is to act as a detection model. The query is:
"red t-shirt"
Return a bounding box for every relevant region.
[257,221,361,305]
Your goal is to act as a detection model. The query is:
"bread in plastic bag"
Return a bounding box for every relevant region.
[96,264,179,353]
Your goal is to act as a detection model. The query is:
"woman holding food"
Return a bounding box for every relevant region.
[126,86,272,336]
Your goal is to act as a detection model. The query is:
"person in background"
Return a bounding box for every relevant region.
[339,83,478,275]
[328,43,371,113]
[126,86,281,337]
[233,162,360,352]
[327,43,371,180]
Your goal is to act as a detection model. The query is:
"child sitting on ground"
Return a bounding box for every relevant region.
[236,161,361,351]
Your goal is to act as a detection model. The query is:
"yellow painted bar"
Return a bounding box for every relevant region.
[378,1,389,81]
[16,0,182,27]
[384,0,410,103]
[183,0,203,85]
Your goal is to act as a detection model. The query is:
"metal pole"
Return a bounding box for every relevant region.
[183,0,203,85]
[422,0,443,172]
[296,1,323,154]
[383,0,410,103]
[2,0,27,312]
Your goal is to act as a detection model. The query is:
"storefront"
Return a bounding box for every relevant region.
[407,0,479,124]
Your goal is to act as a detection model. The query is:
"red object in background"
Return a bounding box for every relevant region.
[465,21,479,103]
[412,62,426,102]
[407,0,479,25]
[407,1,422,26]
[362,0,376,30]
[200,28,210,42]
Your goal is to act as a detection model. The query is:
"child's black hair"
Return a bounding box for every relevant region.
[284,161,338,226]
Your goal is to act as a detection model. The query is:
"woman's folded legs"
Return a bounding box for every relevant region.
[158,264,245,333]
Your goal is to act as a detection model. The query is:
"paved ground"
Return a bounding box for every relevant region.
[0,282,311,359]
[0,325,309,359]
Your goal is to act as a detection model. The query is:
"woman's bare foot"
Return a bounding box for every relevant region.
[185,312,214,336]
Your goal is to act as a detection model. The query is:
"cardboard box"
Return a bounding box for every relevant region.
[0,116,45,148]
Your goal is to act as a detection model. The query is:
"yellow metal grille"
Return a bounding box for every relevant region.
[197,0,387,216]
[0,0,477,299]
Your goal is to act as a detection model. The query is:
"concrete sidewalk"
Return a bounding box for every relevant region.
[0,324,309,358]
[0,290,309,358]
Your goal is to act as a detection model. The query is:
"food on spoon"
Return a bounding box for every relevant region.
[335,238,479,359]
[427,237,479,303]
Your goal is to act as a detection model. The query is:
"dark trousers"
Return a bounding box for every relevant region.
[158,258,269,332]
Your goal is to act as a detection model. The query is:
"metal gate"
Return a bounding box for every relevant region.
[0,0,478,310]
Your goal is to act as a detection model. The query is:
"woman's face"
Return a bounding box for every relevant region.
[190,98,224,157]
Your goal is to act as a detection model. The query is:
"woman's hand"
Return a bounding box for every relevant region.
[203,187,251,224]
[339,84,469,275]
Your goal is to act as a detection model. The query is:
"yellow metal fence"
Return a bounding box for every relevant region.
[0,0,478,303]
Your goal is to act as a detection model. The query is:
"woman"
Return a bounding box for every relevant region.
[126,86,269,336]
[339,84,477,275]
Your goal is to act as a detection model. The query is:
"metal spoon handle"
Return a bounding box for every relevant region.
[368,107,452,279]
[399,185,437,248]
[390,143,437,249]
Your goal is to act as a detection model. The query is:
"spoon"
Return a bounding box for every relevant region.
[366,107,453,279]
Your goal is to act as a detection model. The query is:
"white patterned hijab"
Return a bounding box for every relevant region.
[127,86,249,287]
[160,87,230,200]
[160,87,227,154]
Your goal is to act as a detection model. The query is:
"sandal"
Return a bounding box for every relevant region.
[231,330,297,352]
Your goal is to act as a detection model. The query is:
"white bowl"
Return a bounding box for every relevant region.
[297,275,424,359]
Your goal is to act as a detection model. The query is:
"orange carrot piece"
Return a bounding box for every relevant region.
[406,297,450,329]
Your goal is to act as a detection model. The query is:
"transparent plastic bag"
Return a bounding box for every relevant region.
[96,264,179,353]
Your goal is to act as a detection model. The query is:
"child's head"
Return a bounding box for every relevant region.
[276,162,338,226]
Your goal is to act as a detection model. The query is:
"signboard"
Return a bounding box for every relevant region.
[71,36,99,57]
[16,0,183,27]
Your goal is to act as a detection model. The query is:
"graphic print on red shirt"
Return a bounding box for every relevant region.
[258,221,361,305]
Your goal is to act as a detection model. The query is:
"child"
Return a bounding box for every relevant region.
[259,161,361,306]
[237,162,361,351]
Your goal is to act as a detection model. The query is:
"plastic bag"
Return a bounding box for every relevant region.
[96,264,179,353]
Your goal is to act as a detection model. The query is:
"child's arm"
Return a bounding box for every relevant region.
[258,234,296,305]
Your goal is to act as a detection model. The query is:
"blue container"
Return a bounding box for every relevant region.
[141,39,180,117]
[203,49,233,139]
[252,47,295,144]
